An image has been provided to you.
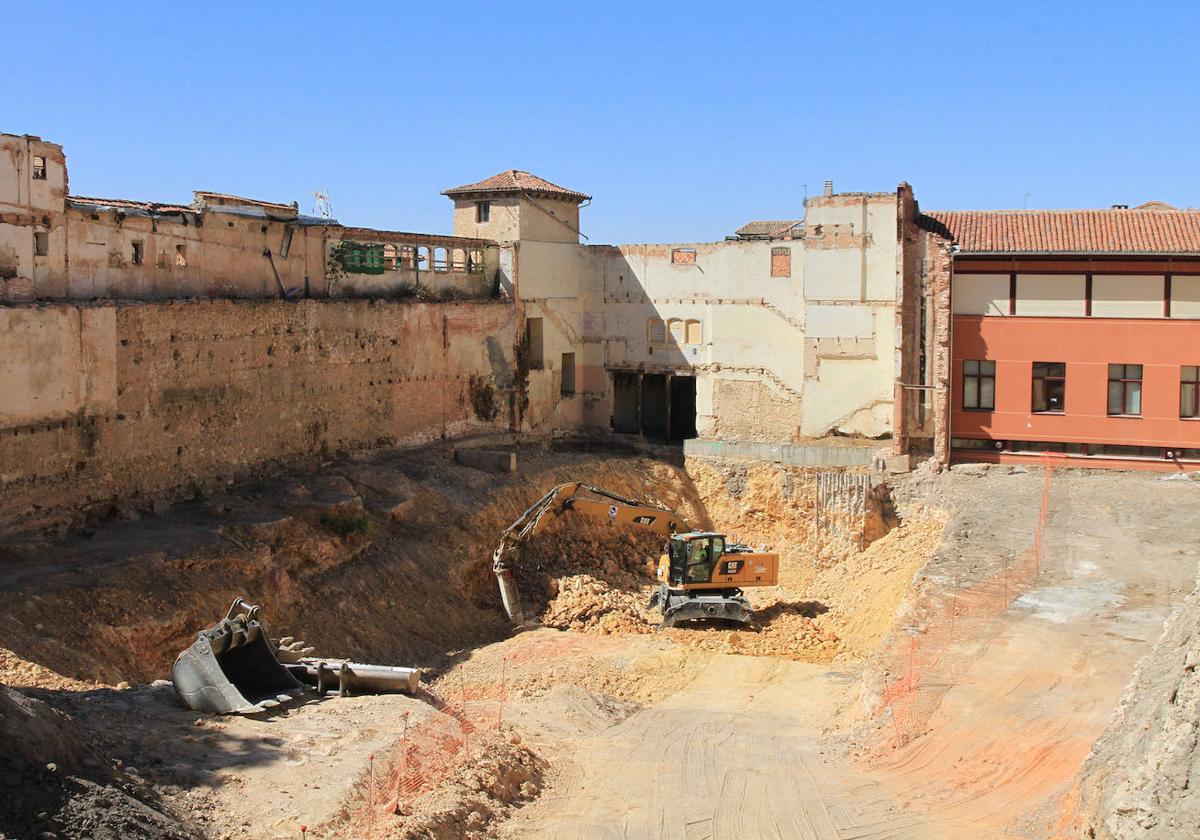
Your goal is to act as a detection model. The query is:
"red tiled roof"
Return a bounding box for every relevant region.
[443,170,590,203]
[735,219,802,238]
[924,206,1200,255]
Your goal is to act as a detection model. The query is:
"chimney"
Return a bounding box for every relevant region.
[823,179,833,197]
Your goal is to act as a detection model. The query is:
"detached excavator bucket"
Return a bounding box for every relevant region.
[172,598,307,715]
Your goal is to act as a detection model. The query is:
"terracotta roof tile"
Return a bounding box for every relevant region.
[925,207,1200,255]
[735,219,802,238]
[443,170,590,203]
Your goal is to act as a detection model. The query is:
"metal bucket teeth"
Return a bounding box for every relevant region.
[171,598,308,715]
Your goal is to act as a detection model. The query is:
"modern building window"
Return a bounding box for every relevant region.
[1182,366,1199,419]
[1107,364,1143,416]
[32,155,46,180]
[476,201,490,223]
[1031,362,1066,413]
[962,360,995,410]
[525,317,544,369]
[771,247,791,277]
[33,231,49,257]
[560,352,576,397]
[131,240,144,266]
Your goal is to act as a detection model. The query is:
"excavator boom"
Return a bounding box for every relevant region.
[492,483,687,624]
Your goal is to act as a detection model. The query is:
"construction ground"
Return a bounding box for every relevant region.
[2,444,1199,840]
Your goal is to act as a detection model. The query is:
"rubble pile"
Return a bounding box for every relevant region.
[540,575,654,635]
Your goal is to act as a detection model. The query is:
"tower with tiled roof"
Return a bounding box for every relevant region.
[443,170,591,244]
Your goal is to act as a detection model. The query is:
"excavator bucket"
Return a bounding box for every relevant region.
[172,598,307,715]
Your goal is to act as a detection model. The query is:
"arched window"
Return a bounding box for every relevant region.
[668,319,685,345]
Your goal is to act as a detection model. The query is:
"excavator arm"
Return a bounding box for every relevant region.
[492,482,689,625]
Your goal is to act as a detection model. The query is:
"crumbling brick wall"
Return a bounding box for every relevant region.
[894,189,953,465]
[0,298,517,531]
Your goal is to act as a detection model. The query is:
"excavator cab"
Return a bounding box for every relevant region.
[666,534,726,585]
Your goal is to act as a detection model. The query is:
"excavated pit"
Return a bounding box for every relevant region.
[0,443,919,839]
[9,445,1184,839]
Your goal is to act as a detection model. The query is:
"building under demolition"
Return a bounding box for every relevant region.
[2,129,1199,509]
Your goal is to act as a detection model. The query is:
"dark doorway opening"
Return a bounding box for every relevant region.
[640,374,668,439]
[669,375,697,441]
[610,370,698,443]
[612,371,639,434]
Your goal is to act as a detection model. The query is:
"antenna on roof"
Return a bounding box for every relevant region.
[312,190,333,220]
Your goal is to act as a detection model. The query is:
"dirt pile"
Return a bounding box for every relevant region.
[0,645,100,690]
[344,732,545,840]
[802,515,947,659]
[539,575,654,635]
[0,685,198,840]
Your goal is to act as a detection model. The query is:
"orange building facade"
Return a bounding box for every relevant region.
[923,207,1200,470]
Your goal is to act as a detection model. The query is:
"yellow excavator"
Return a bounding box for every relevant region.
[492,483,779,628]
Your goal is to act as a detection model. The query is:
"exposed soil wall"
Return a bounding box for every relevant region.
[1072,572,1200,839]
[0,299,517,533]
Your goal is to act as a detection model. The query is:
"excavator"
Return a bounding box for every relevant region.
[491,483,779,628]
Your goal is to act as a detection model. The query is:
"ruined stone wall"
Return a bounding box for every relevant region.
[0,299,517,531]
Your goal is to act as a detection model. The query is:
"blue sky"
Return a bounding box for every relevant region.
[3,1,1196,243]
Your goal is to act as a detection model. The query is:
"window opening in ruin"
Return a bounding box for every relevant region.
[476,201,491,223]
[685,319,702,345]
[383,244,397,270]
[452,248,467,272]
[400,245,416,270]
[433,247,448,272]
[1031,362,1066,413]
[33,231,49,257]
[962,359,995,410]
[671,248,697,265]
[648,318,666,346]
[771,247,791,277]
[525,317,544,370]
[668,319,685,345]
[1183,366,1199,419]
[131,241,144,266]
[175,244,187,267]
[1107,363,1143,416]
[561,352,576,397]
[417,247,429,271]
[32,155,46,180]
[468,249,484,274]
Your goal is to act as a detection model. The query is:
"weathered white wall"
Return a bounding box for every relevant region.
[515,190,901,442]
